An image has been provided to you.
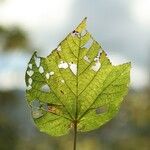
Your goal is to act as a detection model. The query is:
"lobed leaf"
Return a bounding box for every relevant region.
[25,18,131,136]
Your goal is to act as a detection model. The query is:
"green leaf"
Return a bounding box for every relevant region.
[25,18,131,136]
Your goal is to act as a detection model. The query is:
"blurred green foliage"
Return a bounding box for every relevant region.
[0,87,149,150]
[0,26,30,51]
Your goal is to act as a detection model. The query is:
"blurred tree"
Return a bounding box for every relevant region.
[0,26,7,34]
[4,27,28,50]
[0,116,18,150]
[0,88,150,149]
[0,91,19,150]
[0,25,31,51]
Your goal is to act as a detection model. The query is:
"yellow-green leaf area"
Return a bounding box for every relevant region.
[25,18,131,136]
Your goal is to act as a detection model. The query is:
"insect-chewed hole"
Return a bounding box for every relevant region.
[28,78,32,85]
[32,109,43,119]
[46,71,54,79]
[49,71,54,75]
[31,100,43,118]
[81,30,87,37]
[91,50,102,72]
[39,66,44,74]
[69,62,77,75]
[95,106,108,115]
[41,84,50,92]
[91,60,101,72]
[26,85,32,90]
[84,38,93,49]
[27,70,34,77]
[28,64,32,69]
[34,56,41,68]
[41,103,48,111]
[83,55,91,63]
[61,79,65,83]
[94,50,102,61]
[58,61,68,69]
[46,73,50,79]
[31,100,40,108]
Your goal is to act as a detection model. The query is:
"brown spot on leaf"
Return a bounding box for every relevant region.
[72,30,79,35]
[47,104,61,114]
[60,90,64,94]
[96,106,107,114]
[57,51,61,58]
[72,30,76,33]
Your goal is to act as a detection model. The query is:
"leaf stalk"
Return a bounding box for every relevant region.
[73,120,77,150]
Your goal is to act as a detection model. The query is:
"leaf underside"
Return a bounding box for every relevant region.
[25,18,131,136]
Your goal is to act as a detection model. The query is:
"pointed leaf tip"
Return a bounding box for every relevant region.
[75,17,87,33]
[25,18,131,136]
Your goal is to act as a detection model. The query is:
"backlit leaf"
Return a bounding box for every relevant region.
[25,18,131,136]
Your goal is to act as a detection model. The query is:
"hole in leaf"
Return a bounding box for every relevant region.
[27,70,34,77]
[46,73,50,79]
[84,38,93,49]
[94,50,102,61]
[41,84,50,92]
[97,50,102,58]
[58,61,68,69]
[34,56,41,67]
[96,106,107,115]
[32,109,43,119]
[83,55,91,63]
[69,63,77,75]
[39,66,44,74]
[45,71,54,79]
[81,30,87,37]
[28,64,32,69]
[42,103,51,111]
[26,85,32,90]
[49,71,54,75]
[31,100,40,108]
[28,78,32,85]
[61,79,65,83]
[91,61,101,72]
[31,100,43,118]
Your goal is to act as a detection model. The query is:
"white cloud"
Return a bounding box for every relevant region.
[108,53,149,89]
[0,0,74,27]
[131,0,150,26]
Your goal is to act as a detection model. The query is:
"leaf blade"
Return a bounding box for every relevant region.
[25,18,131,136]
